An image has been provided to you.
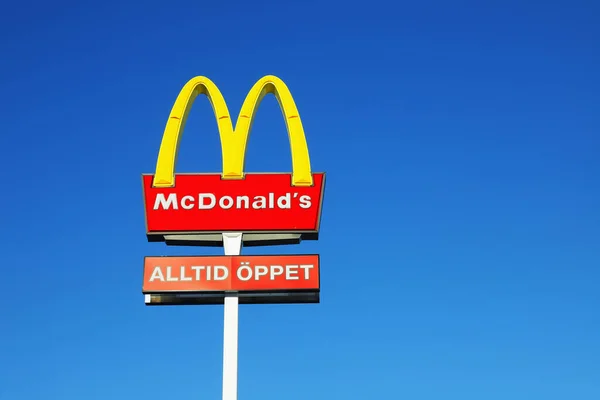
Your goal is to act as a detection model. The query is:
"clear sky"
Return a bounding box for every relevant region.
[1,1,599,399]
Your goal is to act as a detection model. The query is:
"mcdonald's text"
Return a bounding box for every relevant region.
[142,173,325,237]
[143,255,320,293]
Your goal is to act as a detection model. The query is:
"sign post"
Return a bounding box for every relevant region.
[222,233,242,400]
[140,75,326,400]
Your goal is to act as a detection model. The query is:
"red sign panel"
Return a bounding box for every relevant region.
[143,254,320,294]
[142,173,325,241]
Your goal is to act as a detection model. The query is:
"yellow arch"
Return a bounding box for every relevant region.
[152,75,313,187]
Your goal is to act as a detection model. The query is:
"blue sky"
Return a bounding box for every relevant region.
[1,1,599,399]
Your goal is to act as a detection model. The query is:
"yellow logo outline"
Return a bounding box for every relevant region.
[152,75,313,188]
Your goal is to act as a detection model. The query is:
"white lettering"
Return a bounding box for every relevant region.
[219,196,234,209]
[166,266,178,281]
[285,265,299,280]
[198,194,216,209]
[255,265,268,280]
[299,264,313,280]
[237,262,252,281]
[181,195,194,210]
[270,265,284,280]
[180,266,192,281]
[149,266,165,282]
[191,265,205,280]
[236,196,250,209]
[277,193,291,209]
[153,192,313,211]
[214,265,229,280]
[299,195,312,209]
[153,193,178,210]
[253,196,266,209]
[268,193,275,208]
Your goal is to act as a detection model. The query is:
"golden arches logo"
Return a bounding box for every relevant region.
[153,75,313,188]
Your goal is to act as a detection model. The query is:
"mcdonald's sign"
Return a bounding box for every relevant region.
[142,76,326,245]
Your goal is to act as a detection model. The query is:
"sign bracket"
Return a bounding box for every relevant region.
[161,232,304,247]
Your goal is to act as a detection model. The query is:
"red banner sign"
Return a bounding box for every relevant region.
[143,254,320,294]
[142,173,325,241]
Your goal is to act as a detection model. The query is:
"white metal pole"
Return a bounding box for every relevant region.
[222,233,242,400]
